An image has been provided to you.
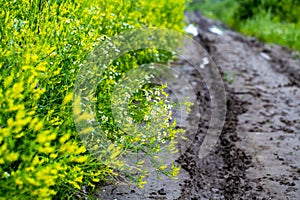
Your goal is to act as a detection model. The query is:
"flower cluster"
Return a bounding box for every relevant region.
[0,0,186,199]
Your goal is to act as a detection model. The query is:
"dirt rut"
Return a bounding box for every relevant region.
[96,12,300,199]
[187,11,300,199]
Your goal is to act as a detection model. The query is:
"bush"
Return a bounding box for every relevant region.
[0,0,186,199]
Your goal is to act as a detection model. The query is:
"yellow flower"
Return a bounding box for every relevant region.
[159,165,167,170]
[74,176,83,183]
[0,128,10,137]
[92,178,100,182]
[21,65,32,70]
[36,61,48,72]
[25,53,30,64]
[68,180,81,190]
[16,109,25,120]
[38,146,55,154]
[5,152,19,162]
[4,75,13,88]
[29,117,38,129]
[32,156,40,165]
[25,166,35,172]
[0,143,7,154]
[75,145,86,154]
[53,67,62,75]
[48,133,57,141]
[50,169,58,175]
[11,81,24,96]
[15,178,23,186]
[34,188,56,198]
[31,54,39,62]
[59,133,71,144]
[50,153,58,159]
[26,177,40,186]
[7,118,13,127]
[73,156,88,163]
[36,132,47,143]
[34,121,43,132]
[62,92,73,105]
[15,132,24,138]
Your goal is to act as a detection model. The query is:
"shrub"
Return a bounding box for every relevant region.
[0,0,186,199]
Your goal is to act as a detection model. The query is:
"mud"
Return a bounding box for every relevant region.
[96,11,300,199]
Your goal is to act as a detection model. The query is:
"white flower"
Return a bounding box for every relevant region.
[144,115,149,121]
[3,172,10,177]
[126,117,132,124]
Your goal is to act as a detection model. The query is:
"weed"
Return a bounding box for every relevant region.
[223,70,237,84]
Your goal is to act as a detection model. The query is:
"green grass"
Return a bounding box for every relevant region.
[186,0,300,52]
[186,0,238,24]
[240,11,300,51]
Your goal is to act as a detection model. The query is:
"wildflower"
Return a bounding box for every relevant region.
[62,92,73,105]
[3,172,10,178]
[73,156,88,163]
[26,177,40,186]
[15,178,23,186]
[5,152,19,162]
[143,115,149,121]
[32,156,40,165]
[36,61,48,72]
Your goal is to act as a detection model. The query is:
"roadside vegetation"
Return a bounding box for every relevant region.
[0,0,186,199]
[187,0,300,52]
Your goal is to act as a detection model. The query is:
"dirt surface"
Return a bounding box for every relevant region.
[96,11,300,199]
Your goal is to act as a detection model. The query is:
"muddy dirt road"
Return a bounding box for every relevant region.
[97,11,300,199]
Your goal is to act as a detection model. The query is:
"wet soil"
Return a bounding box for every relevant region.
[96,11,300,199]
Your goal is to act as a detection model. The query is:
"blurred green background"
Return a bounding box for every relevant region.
[187,0,300,52]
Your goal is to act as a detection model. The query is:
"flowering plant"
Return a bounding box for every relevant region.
[0,0,185,199]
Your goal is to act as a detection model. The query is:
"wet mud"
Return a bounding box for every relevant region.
[96,11,300,199]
